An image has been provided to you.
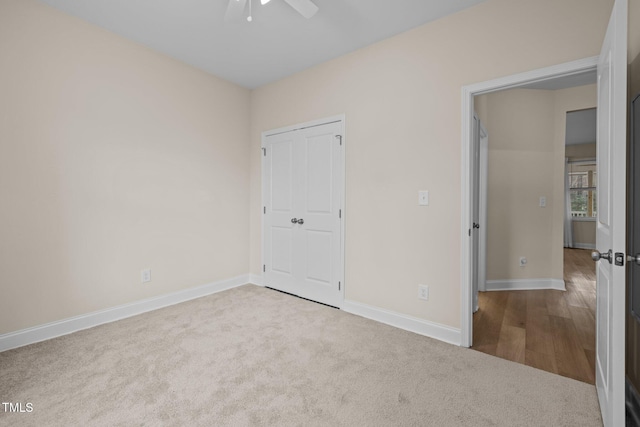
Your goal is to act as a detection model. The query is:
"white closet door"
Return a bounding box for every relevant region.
[263,119,343,307]
[593,0,627,424]
[295,122,342,307]
[264,132,297,295]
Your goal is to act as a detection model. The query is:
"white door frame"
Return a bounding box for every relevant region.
[261,114,346,306]
[460,57,599,348]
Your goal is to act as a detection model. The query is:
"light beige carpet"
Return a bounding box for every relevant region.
[0,285,602,426]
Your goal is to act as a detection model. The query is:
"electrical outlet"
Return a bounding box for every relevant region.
[418,284,429,301]
[519,257,527,267]
[141,268,151,283]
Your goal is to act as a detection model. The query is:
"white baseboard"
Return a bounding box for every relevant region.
[572,243,596,250]
[341,299,461,346]
[1,274,461,353]
[485,278,566,292]
[249,273,264,286]
[0,274,250,353]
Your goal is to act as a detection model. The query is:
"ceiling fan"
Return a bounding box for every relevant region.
[225,0,319,22]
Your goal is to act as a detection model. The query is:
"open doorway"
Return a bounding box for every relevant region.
[560,108,598,384]
[467,74,598,384]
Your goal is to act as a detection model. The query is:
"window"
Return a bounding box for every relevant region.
[569,161,597,218]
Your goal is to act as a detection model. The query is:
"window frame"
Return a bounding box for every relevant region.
[568,159,597,219]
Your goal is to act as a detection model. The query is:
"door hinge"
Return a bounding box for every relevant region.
[335,135,343,146]
[468,229,471,237]
[262,147,266,156]
[263,264,266,272]
[339,209,342,219]
[339,281,341,291]
[263,206,266,214]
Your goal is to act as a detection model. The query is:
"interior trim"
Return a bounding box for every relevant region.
[342,299,461,346]
[485,278,566,292]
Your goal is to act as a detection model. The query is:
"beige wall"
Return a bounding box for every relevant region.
[566,142,597,158]
[0,0,614,336]
[573,221,596,247]
[250,0,612,328]
[475,86,597,281]
[475,89,556,281]
[0,0,251,334]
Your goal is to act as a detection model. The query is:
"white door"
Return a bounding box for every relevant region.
[263,120,344,307]
[471,114,480,312]
[594,0,627,425]
[478,123,488,294]
[263,131,297,295]
[471,114,488,311]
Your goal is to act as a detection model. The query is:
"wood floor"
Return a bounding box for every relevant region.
[472,248,596,384]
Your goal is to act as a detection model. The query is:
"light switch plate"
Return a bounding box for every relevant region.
[539,196,546,207]
[418,284,429,300]
[419,191,429,206]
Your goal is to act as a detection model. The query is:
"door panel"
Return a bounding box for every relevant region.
[271,227,293,274]
[597,266,611,389]
[598,52,611,227]
[627,93,640,411]
[305,135,333,214]
[596,43,613,394]
[263,120,343,308]
[297,123,342,307]
[478,125,488,293]
[594,1,627,425]
[304,230,332,284]
[472,115,479,313]
[270,140,294,212]
[264,135,297,294]
[625,90,640,417]
[471,114,487,311]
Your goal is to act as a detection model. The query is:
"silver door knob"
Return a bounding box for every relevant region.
[297,218,304,225]
[592,249,613,263]
[291,218,298,224]
[628,254,640,266]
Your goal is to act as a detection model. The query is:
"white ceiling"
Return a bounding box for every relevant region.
[39,0,487,89]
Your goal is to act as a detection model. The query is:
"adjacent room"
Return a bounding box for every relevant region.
[471,79,599,384]
[1,0,637,425]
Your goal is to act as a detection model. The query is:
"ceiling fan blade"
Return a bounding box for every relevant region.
[283,0,318,19]
[224,0,247,22]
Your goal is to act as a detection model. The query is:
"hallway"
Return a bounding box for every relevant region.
[472,248,596,384]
